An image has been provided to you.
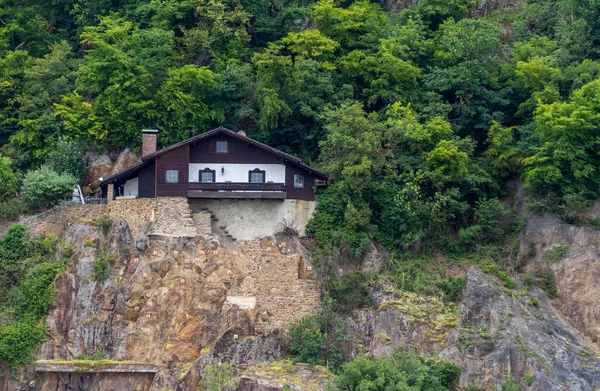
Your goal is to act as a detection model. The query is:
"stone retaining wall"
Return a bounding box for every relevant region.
[228,238,321,330]
[107,198,156,237]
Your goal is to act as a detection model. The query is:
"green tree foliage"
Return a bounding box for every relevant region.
[0,154,18,202]
[289,301,349,369]
[21,166,76,210]
[199,361,239,391]
[45,137,87,183]
[335,350,461,391]
[0,225,68,372]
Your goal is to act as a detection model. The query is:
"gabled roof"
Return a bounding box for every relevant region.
[100,127,327,185]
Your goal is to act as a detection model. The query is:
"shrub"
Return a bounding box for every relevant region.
[325,271,373,314]
[21,166,77,210]
[92,216,114,236]
[501,376,520,391]
[534,269,557,298]
[527,297,539,307]
[0,199,28,221]
[45,137,88,183]
[289,301,348,369]
[481,263,517,289]
[74,351,107,360]
[335,350,461,391]
[458,199,519,248]
[199,361,239,391]
[93,254,113,281]
[0,226,67,372]
[0,321,48,371]
[0,155,19,203]
[437,277,466,303]
[542,245,570,264]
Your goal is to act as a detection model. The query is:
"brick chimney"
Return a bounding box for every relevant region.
[142,129,158,157]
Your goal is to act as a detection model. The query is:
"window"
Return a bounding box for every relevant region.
[249,169,265,183]
[216,141,228,153]
[165,169,179,183]
[200,169,215,183]
[294,174,304,188]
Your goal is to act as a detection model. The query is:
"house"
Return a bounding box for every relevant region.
[99,127,327,240]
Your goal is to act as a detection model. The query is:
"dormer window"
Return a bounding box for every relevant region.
[216,141,228,153]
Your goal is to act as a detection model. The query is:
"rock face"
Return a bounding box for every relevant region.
[235,361,333,391]
[348,268,600,391]
[520,213,600,349]
[10,211,320,391]
[470,0,525,18]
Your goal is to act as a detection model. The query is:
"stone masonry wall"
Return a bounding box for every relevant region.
[107,198,156,237]
[191,211,212,237]
[151,197,199,237]
[227,238,321,330]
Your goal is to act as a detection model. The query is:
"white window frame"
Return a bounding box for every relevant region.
[165,169,179,183]
[216,141,228,154]
[294,174,304,188]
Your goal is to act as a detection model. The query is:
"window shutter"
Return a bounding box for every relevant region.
[158,169,165,184]
[209,140,216,154]
[229,141,235,154]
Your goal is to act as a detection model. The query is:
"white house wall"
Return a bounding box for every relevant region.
[189,199,317,240]
[188,163,286,183]
[123,177,139,197]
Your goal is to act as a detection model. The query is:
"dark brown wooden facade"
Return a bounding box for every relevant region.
[156,145,189,197]
[101,127,326,201]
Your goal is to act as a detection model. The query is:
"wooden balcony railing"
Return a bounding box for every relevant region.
[188,182,286,192]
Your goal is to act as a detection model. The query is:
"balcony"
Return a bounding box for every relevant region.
[188,182,286,199]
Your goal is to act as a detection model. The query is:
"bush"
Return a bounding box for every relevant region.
[93,254,113,281]
[199,361,239,391]
[534,269,557,298]
[481,263,517,289]
[542,245,570,264]
[325,272,373,314]
[92,216,114,236]
[289,301,349,369]
[0,199,28,221]
[21,166,76,210]
[45,137,88,183]
[458,199,519,248]
[335,350,461,391]
[437,277,466,303]
[0,226,68,372]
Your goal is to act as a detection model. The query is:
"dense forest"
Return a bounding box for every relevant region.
[3,0,600,256]
[2,0,600,387]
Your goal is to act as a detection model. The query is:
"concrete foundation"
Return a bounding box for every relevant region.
[189,199,316,240]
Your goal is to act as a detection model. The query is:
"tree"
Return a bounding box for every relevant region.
[9,41,80,163]
[45,137,87,183]
[335,350,461,391]
[523,79,600,200]
[0,155,18,202]
[426,18,508,141]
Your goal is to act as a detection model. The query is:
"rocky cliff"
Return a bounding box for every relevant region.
[5,205,600,391]
[4,207,320,391]
[347,268,600,390]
